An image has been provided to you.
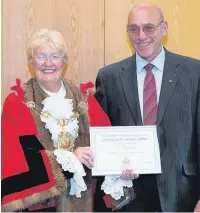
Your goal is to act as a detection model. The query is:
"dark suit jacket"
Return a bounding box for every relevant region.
[94,49,200,212]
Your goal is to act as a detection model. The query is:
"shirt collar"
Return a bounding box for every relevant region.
[136,46,165,72]
[37,79,66,97]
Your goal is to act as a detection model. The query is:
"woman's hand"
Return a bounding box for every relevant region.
[120,169,139,180]
[73,146,94,169]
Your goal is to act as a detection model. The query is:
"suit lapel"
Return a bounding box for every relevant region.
[119,55,143,125]
[157,50,182,125]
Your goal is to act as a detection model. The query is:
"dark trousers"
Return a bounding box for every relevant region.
[21,207,56,212]
[94,175,162,212]
[129,174,162,212]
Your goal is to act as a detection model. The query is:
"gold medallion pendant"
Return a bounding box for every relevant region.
[57,131,75,151]
[25,96,88,151]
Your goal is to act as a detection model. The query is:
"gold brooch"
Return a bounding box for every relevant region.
[57,132,75,151]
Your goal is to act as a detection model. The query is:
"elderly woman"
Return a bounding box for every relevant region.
[2,28,94,212]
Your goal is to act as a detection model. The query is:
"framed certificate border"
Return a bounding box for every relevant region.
[90,126,161,176]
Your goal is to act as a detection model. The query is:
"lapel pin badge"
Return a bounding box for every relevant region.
[169,80,173,83]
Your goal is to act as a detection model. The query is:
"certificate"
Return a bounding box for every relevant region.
[90,126,161,176]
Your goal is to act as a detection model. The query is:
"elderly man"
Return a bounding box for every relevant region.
[94,3,200,212]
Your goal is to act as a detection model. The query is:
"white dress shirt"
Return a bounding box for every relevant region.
[136,47,165,120]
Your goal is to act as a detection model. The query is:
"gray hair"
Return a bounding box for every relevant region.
[131,4,164,22]
[27,28,68,62]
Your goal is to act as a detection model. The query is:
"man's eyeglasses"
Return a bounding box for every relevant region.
[33,52,64,63]
[127,21,164,36]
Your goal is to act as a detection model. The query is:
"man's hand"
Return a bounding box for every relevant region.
[194,200,200,212]
[73,146,94,169]
[120,169,139,180]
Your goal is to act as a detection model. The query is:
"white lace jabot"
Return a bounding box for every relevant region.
[38,80,87,198]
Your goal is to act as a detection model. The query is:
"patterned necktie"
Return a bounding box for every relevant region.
[143,64,158,125]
